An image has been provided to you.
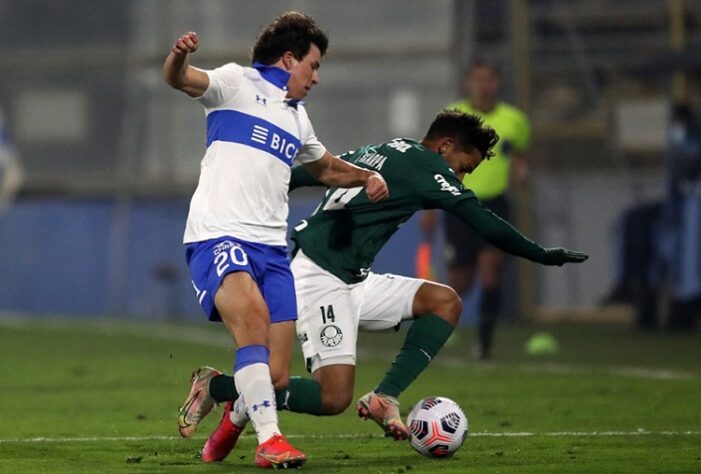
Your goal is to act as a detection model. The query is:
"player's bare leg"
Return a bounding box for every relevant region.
[313,364,355,415]
[268,320,296,391]
[216,272,306,469]
[200,320,298,463]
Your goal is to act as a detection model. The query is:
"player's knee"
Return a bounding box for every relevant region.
[320,389,353,415]
[432,286,462,326]
[415,283,462,326]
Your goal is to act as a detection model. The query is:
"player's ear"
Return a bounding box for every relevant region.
[282,52,298,71]
[439,138,453,155]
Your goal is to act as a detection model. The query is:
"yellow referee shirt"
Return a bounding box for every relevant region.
[446,100,531,200]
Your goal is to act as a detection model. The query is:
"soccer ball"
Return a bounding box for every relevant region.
[407,396,468,458]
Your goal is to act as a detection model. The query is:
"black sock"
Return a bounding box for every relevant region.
[478,288,501,355]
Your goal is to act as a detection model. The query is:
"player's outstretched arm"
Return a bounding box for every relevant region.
[452,198,588,265]
[303,152,389,202]
[163,32,209,98]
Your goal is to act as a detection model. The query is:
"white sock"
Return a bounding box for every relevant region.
[234,363,279,444]
[229,396,249,428]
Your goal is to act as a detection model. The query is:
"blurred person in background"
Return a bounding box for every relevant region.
[163,11,388,468]
[420,57,531,360]
[663,103,701,330]
[602,103,701,331]
[0,107,23,212]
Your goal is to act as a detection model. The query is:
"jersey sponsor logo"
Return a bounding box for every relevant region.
[320,324,343,347]
[206,110,301,166]
[255,94,268,106]
[433,174,461,196]
[251,125,268,144]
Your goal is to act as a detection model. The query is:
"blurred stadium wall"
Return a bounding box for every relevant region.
[0,0,699,320]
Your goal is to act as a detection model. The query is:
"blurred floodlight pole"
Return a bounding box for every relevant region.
[511,0,538,319]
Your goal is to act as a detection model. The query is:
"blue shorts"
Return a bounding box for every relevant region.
[185,236,297,323]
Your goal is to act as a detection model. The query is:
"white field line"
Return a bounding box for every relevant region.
[1,316,698,381]
[1,431,700,444]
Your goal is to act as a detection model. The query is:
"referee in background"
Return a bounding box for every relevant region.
[421,57,531,360]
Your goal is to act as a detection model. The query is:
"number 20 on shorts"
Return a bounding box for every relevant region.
[213,243,249,277]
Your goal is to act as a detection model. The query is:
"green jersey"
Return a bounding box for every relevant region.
[290,138,550,284]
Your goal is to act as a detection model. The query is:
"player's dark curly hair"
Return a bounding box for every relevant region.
[252,11,329,65]
[424,110,499,159]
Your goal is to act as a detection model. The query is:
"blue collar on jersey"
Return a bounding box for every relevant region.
[252,62,300,108]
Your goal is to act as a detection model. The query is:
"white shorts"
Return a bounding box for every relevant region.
[291,250,426,373]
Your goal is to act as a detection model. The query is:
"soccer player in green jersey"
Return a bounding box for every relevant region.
[188,111,586,457]
[422,57,532,360]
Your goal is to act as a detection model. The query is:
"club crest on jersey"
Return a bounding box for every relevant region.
[320,325,343,347]
[255,94,267,106]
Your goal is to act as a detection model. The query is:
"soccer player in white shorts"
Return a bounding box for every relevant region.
[293,250,427,373]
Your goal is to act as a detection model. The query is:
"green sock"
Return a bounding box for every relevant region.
[209,374,323,415]
[375,314,454,398]
[208,374,237,403]
[275,376,323,415]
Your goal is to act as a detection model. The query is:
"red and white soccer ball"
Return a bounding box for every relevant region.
[407,396,468,458]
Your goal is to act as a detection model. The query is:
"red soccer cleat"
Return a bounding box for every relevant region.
[254,434,307,469]
[201,401,244,463]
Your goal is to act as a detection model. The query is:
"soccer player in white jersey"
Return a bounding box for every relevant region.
[163,12,388,469]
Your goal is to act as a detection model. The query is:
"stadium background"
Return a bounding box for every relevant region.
[1,2,701,473]
[3,0,699,323]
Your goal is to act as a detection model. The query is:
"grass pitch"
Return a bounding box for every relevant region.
[1,316,700,473]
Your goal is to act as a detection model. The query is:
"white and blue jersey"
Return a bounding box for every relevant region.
[184,61,326,246]
[184,62,325,322]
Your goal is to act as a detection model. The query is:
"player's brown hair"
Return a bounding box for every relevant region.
[252,11,329,65]
[425,110,499,159]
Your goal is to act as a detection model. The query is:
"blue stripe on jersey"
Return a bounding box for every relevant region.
[206,109,302,166]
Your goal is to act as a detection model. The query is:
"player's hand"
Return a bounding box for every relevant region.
[541,247,588,266]
[172,32,199,55]
[365,172,389,202]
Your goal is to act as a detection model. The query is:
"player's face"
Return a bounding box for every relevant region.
[286,44,322,100]
[445,147,484,181]
[466,65,500,103]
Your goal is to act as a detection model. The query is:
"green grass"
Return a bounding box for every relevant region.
[1,316,700,473]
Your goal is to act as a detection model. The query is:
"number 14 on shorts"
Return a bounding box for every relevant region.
[320,305,335,323]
